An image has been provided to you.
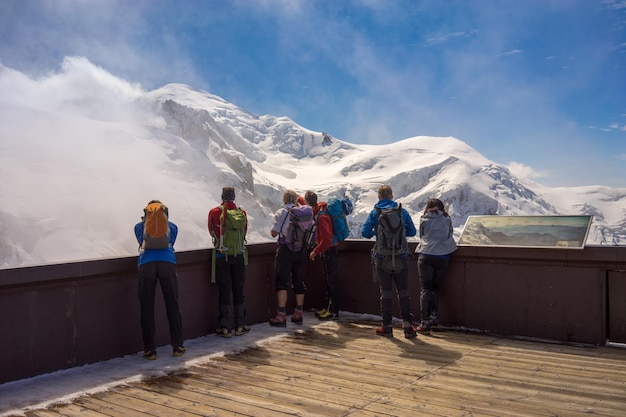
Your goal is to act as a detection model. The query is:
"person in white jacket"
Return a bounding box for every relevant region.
[415,198,457,334]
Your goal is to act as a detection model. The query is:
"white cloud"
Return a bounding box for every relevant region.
[609,123,626,131]
[506,161,549,180]
[0,58,212,266]
[500,49,523,56]
[425,31,478,46]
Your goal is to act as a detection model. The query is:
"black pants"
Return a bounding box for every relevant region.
[215,255,247,329]
[321,246,340,315]
[417,254,450,322]
[376,257,413,326]
[138,261,183,351]
[274,244,306,294]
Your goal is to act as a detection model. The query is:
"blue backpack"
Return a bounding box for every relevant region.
[323,197,353,245]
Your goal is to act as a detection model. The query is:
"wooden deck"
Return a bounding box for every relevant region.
[13,318,626,417]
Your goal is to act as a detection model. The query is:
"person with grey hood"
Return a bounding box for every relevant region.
[415,198,457,334]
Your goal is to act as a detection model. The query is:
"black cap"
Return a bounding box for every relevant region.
[221,187,235,201]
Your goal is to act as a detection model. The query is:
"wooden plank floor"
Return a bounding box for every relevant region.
[14,318,626,417]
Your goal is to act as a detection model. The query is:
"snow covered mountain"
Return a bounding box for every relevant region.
[1,59,625,268]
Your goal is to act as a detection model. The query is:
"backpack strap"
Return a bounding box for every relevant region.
[278,207,290,239]
[307,210,322,250]
[211,246,217,284]
[219,204,229,261]
[218,204,226,249]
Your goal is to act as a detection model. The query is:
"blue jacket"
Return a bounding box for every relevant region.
[134,221,178,267]
[361,199,416,257]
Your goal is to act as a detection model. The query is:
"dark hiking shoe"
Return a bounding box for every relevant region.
[318,311,338,321]
[291,309,304,325]
[429,314,439,332]
[235,325,251,336]
[269,311,287,327]
[376,325,393,337]
[416,321,431,335]
[216,327,232,338]
[403,323,417,339]
[143,350,157,360]
[173,346,186,357]
[314,308,328,317]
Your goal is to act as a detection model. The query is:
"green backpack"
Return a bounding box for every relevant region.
[211,205,248,283]
[217,206,247,257]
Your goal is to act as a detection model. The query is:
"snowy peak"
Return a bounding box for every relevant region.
[1,71,625,268]
[103,83,626,247]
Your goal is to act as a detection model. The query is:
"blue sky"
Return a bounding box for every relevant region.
[1,0,625,187]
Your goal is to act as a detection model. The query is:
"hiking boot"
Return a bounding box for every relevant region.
[416,321,431,335]
[235,325,251,336]
[318,311,338,321]
[172,346,186,357]
[269,311,287,327]
[143,350,157,360]
[314,308,328,317]
[429,314,439,332]
[216,327,232,338]
[403,322,417,339]
[291,309,303,325]
[376,325,393,337]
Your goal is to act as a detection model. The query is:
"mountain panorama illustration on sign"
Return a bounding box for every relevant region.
[458,215,593,249]
[1,59,625,268]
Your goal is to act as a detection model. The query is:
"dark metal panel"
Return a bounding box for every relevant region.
[73,272,141,364]
[525,267,604,343]
[1,283,75,382]
[608,271,626,343]
[336,247,381,316]
[463,262,531,335]
[462,262,604,344]
[438,261,465,327]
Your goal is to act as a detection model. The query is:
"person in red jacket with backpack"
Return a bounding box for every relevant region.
[208,187,250,338]
[305,191,340,321]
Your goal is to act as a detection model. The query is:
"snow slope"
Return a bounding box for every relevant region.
[1,58,624,268]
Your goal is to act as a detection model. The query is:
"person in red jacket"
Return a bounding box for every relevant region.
[305,191,340,321]
[208,187,250,337]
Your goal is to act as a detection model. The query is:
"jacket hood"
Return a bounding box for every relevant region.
[424,210,445,218]
[374,199,398,210]
[314,201,328,215]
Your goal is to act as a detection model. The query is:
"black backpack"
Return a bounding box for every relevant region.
[375,204,408,272]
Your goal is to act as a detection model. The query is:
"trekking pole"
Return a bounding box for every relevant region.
[371,246,378,283]
[211,247,216,284]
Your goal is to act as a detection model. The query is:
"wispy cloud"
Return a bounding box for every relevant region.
[609,123,626,131]
[506,161,549,181]
[601,0,626,10]
[499,49,523,57]
[425,30,478,46]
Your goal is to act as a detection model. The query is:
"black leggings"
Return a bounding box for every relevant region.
[417,254,450,321]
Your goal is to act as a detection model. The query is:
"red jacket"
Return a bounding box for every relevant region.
[310,202,337,257]
[208,201,248,240]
